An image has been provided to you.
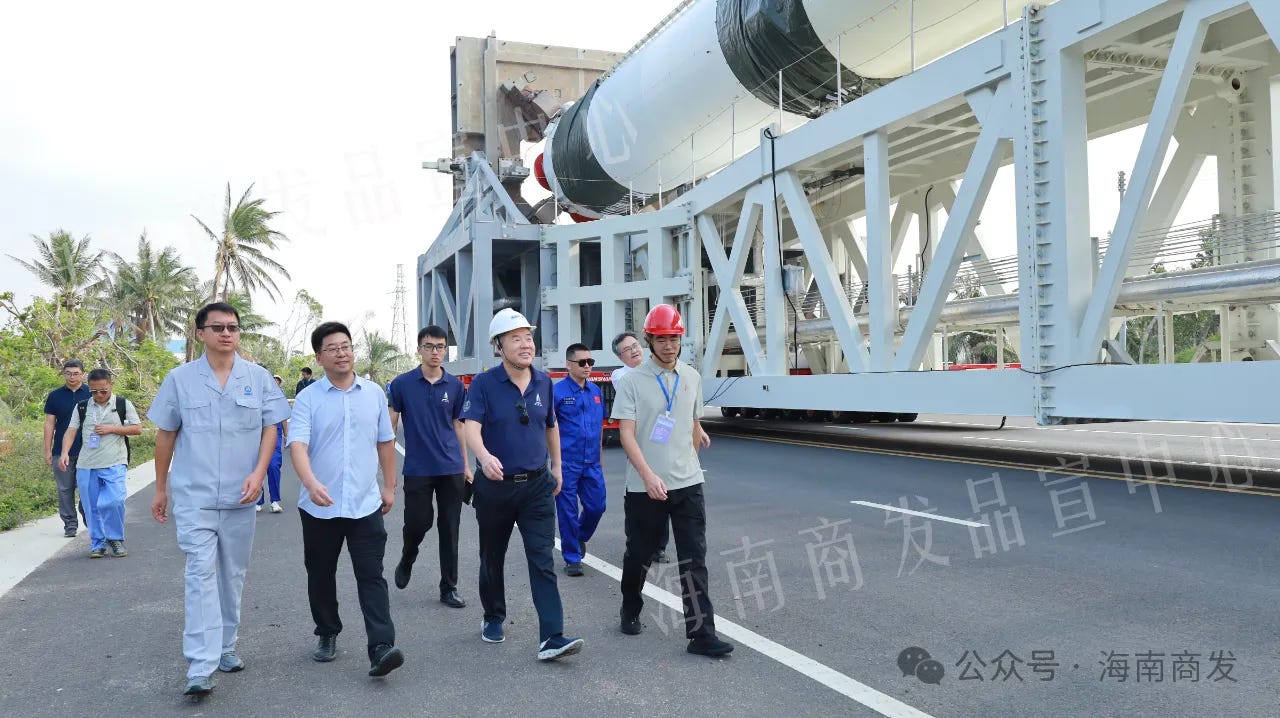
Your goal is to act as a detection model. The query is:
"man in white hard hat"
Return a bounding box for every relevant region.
[459,308,585,662]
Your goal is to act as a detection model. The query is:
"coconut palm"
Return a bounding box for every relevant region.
[6,229,104,317]
[192,183,291,302]
[360,330,408,385]
[107,232,197,343]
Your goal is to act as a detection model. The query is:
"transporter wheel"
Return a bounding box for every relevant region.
[848,412,874,423]
[831,411,853,424]
[896,413,919,423]
[741,407,760,419]
[872,412,898,423]
[720,406,741,418]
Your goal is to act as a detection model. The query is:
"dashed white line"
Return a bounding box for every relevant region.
[850,500,988,528]
[566,539,935,718]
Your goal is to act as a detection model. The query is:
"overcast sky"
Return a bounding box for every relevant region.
[1,0,1218,353]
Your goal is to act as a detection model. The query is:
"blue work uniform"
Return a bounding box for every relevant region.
[460,364,567,642]
[148,354,290,680]
[258,421,286,505]
[552,376,605,565]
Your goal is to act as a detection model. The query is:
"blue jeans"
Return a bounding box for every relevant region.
[473,469,564,641]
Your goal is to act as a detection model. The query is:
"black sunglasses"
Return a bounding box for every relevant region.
[570,358,596,368]
[515,398,530,425]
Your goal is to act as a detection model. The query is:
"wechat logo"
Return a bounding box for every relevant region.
[898,646,945,685]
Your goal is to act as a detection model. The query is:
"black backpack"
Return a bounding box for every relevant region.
[76,396,131,464]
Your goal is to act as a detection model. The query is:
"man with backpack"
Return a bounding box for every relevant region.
[59,368,142,558]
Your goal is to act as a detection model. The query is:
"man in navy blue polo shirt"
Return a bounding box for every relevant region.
[44,359,91,537]
[553,343,605,577]
[388,325,471,609]
[461,308,584,662]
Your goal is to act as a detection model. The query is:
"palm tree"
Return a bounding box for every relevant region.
[6,229,104,318]
[360,330,407,386]
[192,183,291,302]
[107,232,197,343]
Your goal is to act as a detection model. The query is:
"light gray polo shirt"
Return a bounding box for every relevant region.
[610,358,704,493]
[68,394,140,469]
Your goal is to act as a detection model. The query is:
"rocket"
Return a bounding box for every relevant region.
[535,0,1050,220]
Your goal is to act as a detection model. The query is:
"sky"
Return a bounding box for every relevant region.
[1,1,1222,354]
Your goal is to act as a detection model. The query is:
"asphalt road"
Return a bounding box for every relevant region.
[1,436,1276,717]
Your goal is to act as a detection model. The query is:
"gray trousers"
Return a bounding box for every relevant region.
[52,456,82,531]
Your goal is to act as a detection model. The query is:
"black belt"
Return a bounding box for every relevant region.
[502,468,546,483]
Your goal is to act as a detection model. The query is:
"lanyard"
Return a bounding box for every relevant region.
[656,371,679,415]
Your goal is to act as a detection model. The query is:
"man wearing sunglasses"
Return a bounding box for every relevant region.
[148,302,291,696]
[388,325,471,609]
[552,343,606,578]
[460,308,584,662]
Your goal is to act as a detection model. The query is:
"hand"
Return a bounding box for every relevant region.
[57,455,69,472]
[696,426,711,451]
[551,466,563,496]
[238,470,265,505]
[94,424,114,436]
[151,490,169,523]
[464,472,474,484]
[479,454,504,481]
[642,471,668,501]
[306,481,334,507]
[380,485,395,515]
[44,452,53,467]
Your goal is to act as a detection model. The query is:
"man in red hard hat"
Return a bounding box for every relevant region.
[610,303,733,657]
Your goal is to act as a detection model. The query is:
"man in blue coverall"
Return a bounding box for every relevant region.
[552,343,605,577]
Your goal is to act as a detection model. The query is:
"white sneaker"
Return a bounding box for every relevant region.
[270,501,283,513]
[255,504,263,513]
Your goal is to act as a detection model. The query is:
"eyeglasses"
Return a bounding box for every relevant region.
[89,388,111,395]
[570,358,596,368]
[619,344,641,355]
[515,398,530,425]
[201,324,241,334]
[419,343,447,353]
[321,343,355,356]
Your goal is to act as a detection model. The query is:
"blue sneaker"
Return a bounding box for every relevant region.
[537,635,584,661]
[218,652,244,672]
[481,620,505,644]
[183,675,213,696]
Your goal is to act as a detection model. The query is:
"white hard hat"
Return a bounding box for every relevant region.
[489,308,535,343]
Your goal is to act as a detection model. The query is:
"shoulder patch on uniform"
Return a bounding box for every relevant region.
[594,395,601,403]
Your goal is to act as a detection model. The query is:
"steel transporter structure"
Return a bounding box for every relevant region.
[418,0,1280,426]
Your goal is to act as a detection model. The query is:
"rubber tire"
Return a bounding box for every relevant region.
[896,413,919,423]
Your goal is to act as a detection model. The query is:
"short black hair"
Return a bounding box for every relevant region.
[311,322,352,353]
[196,302,240,328]
[611,332,639,354]
[63,359,84,371]
[87,368,113,382]
[418,325,447,344]
[301,367,313,376]
[565,342,590,359]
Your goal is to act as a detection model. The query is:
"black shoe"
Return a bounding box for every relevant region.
[580,540,587,559]
[565,562,584,577]
[368,644,404,677]
[620,612,642,635]
[440,589,466,608]
[652,550,670,564]
[687,636,734,657]
[312,635,337,663]
[63,528,77,538]
[394,559,411,589]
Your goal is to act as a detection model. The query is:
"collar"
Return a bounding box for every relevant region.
[644,358,679,375]
[416,366,451,385]
[316,374,363,393]
[91,394,116,409]
[196,352,248,378]
[492,363,541,385]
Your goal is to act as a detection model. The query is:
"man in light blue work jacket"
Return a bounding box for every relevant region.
[553,342,605,577]
[148,302,291,697]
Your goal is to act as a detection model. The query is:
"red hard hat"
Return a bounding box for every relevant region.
[643,304,685,335]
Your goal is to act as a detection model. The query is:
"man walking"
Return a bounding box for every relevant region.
[44,359,90,538]
[256,417,286,514]
[461,308,584,661]
[610,332,672,564]
[295,367,316,396]
[553,342,605,577]
[612,304,732,657]
[388,325,470,608]
[289,322,404,678]
[149,302,290,696]
[59,369,141,558]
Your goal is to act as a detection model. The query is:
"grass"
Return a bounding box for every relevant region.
[0,422,156,532]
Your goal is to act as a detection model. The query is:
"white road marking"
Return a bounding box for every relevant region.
[961,436,1035,443]
[1038,427,1280,443]
[851,500,988,528]
[563,539,935,718]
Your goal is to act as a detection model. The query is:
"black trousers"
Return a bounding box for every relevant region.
[299,509,395,657]
[401,474,465,593]
[621,484,716,639]
[473,469,564,642]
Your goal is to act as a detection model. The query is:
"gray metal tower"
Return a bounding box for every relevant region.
[391,264,409,354]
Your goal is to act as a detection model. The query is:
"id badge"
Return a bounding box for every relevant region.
[86,432,101,449]
[649,414,676,445]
